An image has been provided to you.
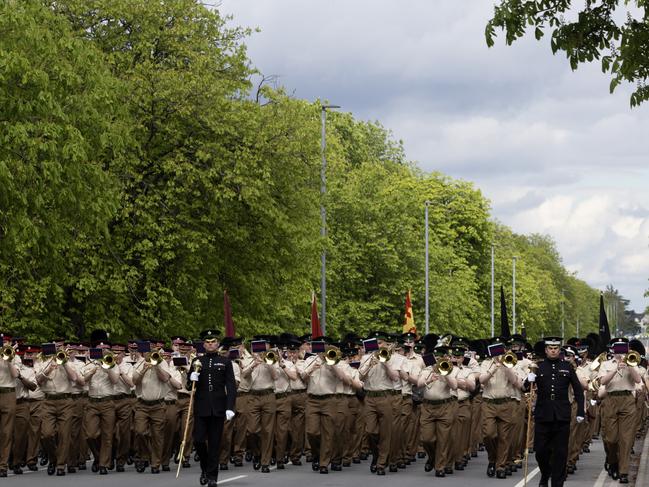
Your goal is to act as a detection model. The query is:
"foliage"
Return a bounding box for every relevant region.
[486,1,649,107]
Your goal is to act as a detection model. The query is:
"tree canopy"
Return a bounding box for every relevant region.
[0,0,607,343]
[486,1,649,107]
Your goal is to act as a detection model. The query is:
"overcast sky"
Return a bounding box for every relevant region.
[220,0,649,312]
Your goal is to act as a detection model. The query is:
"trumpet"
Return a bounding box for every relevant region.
[324,347,342,366]
[55,350,69,365]
[435,358,454,376]
[590,352,608,371]
[146,350,163,366]
[376,347,391,363]
[501,351,518,368]
[262,350,278,365]
[624,350,641,367]
[1,345,15,362]
[100,352,116,369]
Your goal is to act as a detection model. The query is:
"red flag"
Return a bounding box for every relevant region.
[224,290,235,338]
[311,292,322,337]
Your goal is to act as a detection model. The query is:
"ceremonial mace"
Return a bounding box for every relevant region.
[176,359,202,478]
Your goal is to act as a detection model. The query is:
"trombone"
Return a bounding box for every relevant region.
[435,358,453,376]
[501,351,518,368]
[100,351,116,369]
[146,350,163,366]
[376,347,391,363]
[1,345,15,362]
[324,347,342,366]
[262,350,278,365]
[55,350,69,365]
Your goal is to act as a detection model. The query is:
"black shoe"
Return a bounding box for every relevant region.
[99,467,108,475]
[253,462,261,471]
[270,458,276,466]
[245,452,253,462]
[496,469,507,479]
[583,446,590,453]
[479,444,485,451]
[445,466,453,474]
[0,470,6,478]
[538,475,549,487]
[162,465,170,472]
[619,474,629,484]
[389,464,398,472]
[376,466,385,475]
[505,465,512,476]
[56,468,66,476]
[417,452,426,459]
[78,462,87,471]
[312,460,320,472]
[12,466,23,475]
[136,462,145,473]
[208,480,218,487]
[91,461,99,473]
[261,465,270,473]
[342,461,351,467]
[397,462,406,469]
[370,463,377,473]
[219,463,228,471]
[487,463,496,477]
[425,462,434,472]
[319,466,328,474]
[127,456,134,465]
[455,462,465,471]
[276,462,284,470]
[306,454,314,463]
[352,458,360,464]
[435,469,446,477]
[233,459,243,467]
[331,463,342,471]
[47,464,56,476]
[151,466,160,474]
[471,451,478,458]
[567,464,575,474]
[116,465,125,472]
[200,472,208,485]
[611,464,620,480]
[27,464,38,472]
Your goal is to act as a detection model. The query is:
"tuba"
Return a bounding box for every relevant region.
[501,351,518,368]
[1,345,15,362]
[590,352,608,371]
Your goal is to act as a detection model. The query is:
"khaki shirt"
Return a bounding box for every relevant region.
[163,365,182,401]
[0,358,16,388]
[509,362,528,400]
[305,356,338,395]
[238,352,254,393]
[403,353,425,396]
[15,364,33,399]
[114,361,134,395]
[250,358,275,391]
[274,362,293,394]
[289,359,307,391]
[598,359,637,392]
[419,366,458,400]
[480,358,515,400]
[133,358,172,401]
[359,353,394,391]
[35,359,74,395]
[335,362,357,395]
[389,353,407,391]
[84,363,118,398]
[454,365,476,401]
[22,365,44,400]
[68,359,86,394]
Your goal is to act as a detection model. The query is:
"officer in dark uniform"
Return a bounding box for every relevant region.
[190,329,237,487]
[527,337,585,487]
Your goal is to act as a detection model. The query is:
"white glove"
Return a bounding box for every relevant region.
[576,416,585,424]
[225,410,235,421]
[527,372,536,382]
[590,399,597,406]
[190,371,200,382]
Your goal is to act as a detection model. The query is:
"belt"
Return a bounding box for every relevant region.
[237,391,250,396]
[164,400,176,405]
[16,398,38,404]
[139,398,164,406]
[250,389,274,396]
[609,390,633,397]
[483,397,512,405]
[113,393,136,400]
[45,393,72,400]
[365,390,398,398]
[457,399,469,404]
[402,393,412,398]
[290,389,306,394]
[0,387,15,394]
[178,392,191,398]
[275,392,289,399]
[89,396,113,403]
[423,397,454,406]
[308,393,335,400]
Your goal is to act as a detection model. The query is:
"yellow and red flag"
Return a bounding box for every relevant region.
[403,290,416,334]
[311,292,323,337]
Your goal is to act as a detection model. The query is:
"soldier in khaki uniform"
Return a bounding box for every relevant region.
[272,341,298,470]
[111,343,135,472]
[598,338,642,484]
[0,334,18,477]
[386,336,410,472]
[358,331,400,476]
[36,341,84,476]
[450,345,477,472]
[401,334,423,465]
[479,340,524,479]
[175,340,195,468]
[160,349,183,471]
[10,345,32,476]
[232,341,252,467]
[338,348,364,467]
[417,346,458,477]
[66,343,88,473]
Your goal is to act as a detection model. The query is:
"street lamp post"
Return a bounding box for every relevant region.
[491,244,495,337]
[425,201,431,334]
[561,288,565,338]
[512,256,517,334]
[320,104,339,336]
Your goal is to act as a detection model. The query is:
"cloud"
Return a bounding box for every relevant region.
[220,0,649,311]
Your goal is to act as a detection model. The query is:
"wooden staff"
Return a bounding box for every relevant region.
[176,361,201,479]
[523,382,536,487]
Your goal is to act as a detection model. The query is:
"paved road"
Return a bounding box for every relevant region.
[4,435,635,487]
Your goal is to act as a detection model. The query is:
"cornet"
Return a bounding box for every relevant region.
[1,345,15,362]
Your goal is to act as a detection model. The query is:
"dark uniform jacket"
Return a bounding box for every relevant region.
[190,353,237,417]
[532,357,585,423]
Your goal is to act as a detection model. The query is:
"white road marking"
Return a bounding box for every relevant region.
[592,468,608,487]
[513,466,540,487]
[218,464,276,484]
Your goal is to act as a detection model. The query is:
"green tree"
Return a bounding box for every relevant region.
[486,1,649,107]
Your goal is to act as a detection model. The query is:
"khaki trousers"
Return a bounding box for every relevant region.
[176,395,193,461]
[453,399,472,462]
[134,401,165,468]
[482,399,516,470]
[161,401,178,467]
[247,392,276,466]
[305,395,336,466]
[84,398,116,468]
[288,390,306,462]
[232,392,250,461]
[407,401,421,459]
[218,413,235,464]
[420,400,456,470]
[470,395,483,453]
[363,394,393,468]
[331,395,348,465]
[388,393,405,466]
[41,397,75,468]
[274,395,291,463]
[26,400,43,467]
[68,395,86,467]
[12,399,30,468]
[509,398,526,462]
[601,394,636,475]
[0,391,16,470]
[114,397,135,467]
[342,395,361,463]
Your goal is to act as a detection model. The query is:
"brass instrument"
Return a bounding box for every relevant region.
[590,352,608,371]
[588,377,601,393]
[324,347,342,366]
[1,345,15,362]
[262,350,278,365]
[625,350,641,367]
[376,347,391,363]
[100,351,116,370]
[55,350,69,365]
[435,358,453,376]
[146,350,163,366]
[501,351,518,368]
